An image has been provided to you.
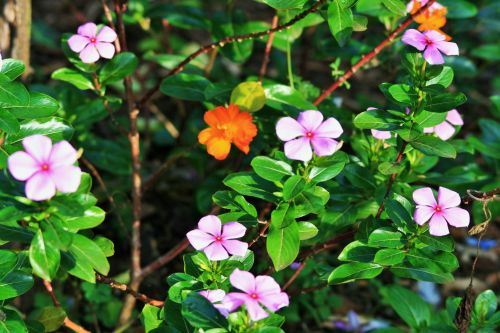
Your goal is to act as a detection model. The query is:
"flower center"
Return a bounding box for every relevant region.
[214,236,223,242]
[425,37,433,46]
[305,131,314,139]
[90,37,97,43]
[41,163,50,171]
[250,293,258,299]
[434,205,442,213]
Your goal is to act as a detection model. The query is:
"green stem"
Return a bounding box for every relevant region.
[285,11,294,89]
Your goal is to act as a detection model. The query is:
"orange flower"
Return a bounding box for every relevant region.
[198,104,258,160]
[410,0,451,40]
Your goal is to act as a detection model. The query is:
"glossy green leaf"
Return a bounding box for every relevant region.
[0,110,20,134]
[328,262,383,284]
[181,292,228,329]
[68,234,110,275]
[5,117,74,145]
[282,175,306,201]
[52,68,94,90]
[368,227,404,248]
[99,52,138,84]
[230,81,266,112]
[410,135,457,158]
[29,229,61,281]
[264,84,316,115]
[160,73,212,101]
[0,59,26,80]
[258,0,308,10]
[251,156,293,182]
[223,172,278,203]
[297,222,318,240]
[212,191,257,217]
[383,285,431,327]
[271,202,294,229]
[328,0,354,46]
[353,108,402,130]
[338,240,377,263]
[309,152,348,182]
[29,306,66,332]
[267,221,300,271]
[0,309,28,333]
[424,85,467,112]
[0,271,34,300]
[382,0,406,15]
[6,92,59,119]
[374,249,405,266]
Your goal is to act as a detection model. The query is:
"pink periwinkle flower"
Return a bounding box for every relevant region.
[424,109,463,140]
[276,110,343,162]
[186,215,248,261]
[68,22,117,63]
[413,186,470,236]
[401,29,458,65]
[224,269,289,321]
[371,130,392,140]
[8,135,82,201]
[199,289,231,317]
[406,0,444,13]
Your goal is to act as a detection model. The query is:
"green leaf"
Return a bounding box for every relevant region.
[0,309,28,333]
[384,199,414,232]
[271,202,294,229]
[378,162,403,175]
[439,0,477,18]
[251,156,293,182]
[68,234,110,275]
[223,172,278,203]
[309,152,348,182]
[61,251,96,283]
[419,233,454,252]
[212,12,253,64]
[471,44,500,61]
[297,222,318,240]
[94,236,115,257]
[181,292,228,329]
[0,271,34,300]
[5,92,59,119]
[258,0,308,10]
[424,85,467,112]
[29,229,61,281]
[328,262,383,284]
[414,110,447,128]
[99,52,138,84]
[264,84,316,115]
[383,285,431,327]
[212,191,257,217]
[160,73,212,101]
[0,74,29,106]
[382,0,406,16]
[407,249,458,272]
[390,263,454,283]
[353,108,402,130]
[387,84,418,104]
[52,68,94,90]
[0,59,26,80]
[344,164,376,190]
[327,0,354,46]
[267,221,300,271]
[0,110,20,134]
[474,290,497,320]
[0,250,17,277]
[338,241,377,263]
[141,304,168,332]
[282,176,306,201]
[410,135,457,158]
[292,186,329,217]
[60,206,106,231]
[426,65,454,88]
[374,249,405,266]
[29,306,66,332]
[230,81,266,112]
[5,117,73,145]
[368,227,404,248]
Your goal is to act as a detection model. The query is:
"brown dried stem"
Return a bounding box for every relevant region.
[96,274,164,307]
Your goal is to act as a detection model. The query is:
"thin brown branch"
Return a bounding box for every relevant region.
[259,15,279,82]
[143,151,186,193]
[282,262,306,291]
[462,187,500,205]
[139,238,191,280]
[100,0,121,53]
[96,273,164,307]
[375,141,408,218]
[138,0,327,106]
[313,0,437,106]
[43,280,92,333]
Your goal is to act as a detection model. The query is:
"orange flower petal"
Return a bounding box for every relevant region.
[206,137,231,160]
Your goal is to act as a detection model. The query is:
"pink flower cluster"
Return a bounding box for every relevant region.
[200,269,289,321]
[68,22,117,63]
[413,186,469,236]
[8,135,82,201]
[276,110,343,162]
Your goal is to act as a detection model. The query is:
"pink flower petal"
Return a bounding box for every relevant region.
[198,215,222,236]
[314,117,343,138]
[96,42,115,59]
[436,41,459,56]
[414,205,435,225]
[423,30,446,43]
[259,292,289,312]
[433,120,455,140]
[284,137,313,162]
[68,35,90,53]
[77,22,97,37]
[401,29,427,51]
[214,304,230,317]
[428,214,449,236]
[50,166,82,193]
[200,289,226,303]
[186,229,214,250]
[96,26,117,42]
[442,207,470,228]
[230,268,256,294]
[255,275,281,296]
[446,109,463,126]
[276,117,305,141]
[49,141,78,168]
[80,44,100,63]
[423,45,444,65]
[223,292,247,312]
[437,186,461,208]
[423,127,434,134]
[222,222,246,239]
[244,298,269,321]
[8,151,39,181]
[297,110,323,132]
[413,187,437,207]
[371,129,391,140]
[222,240,248,257]
[25,172,56,201]
[23,135,52,164]
[203,242,229,261]
[310,137,339,156]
